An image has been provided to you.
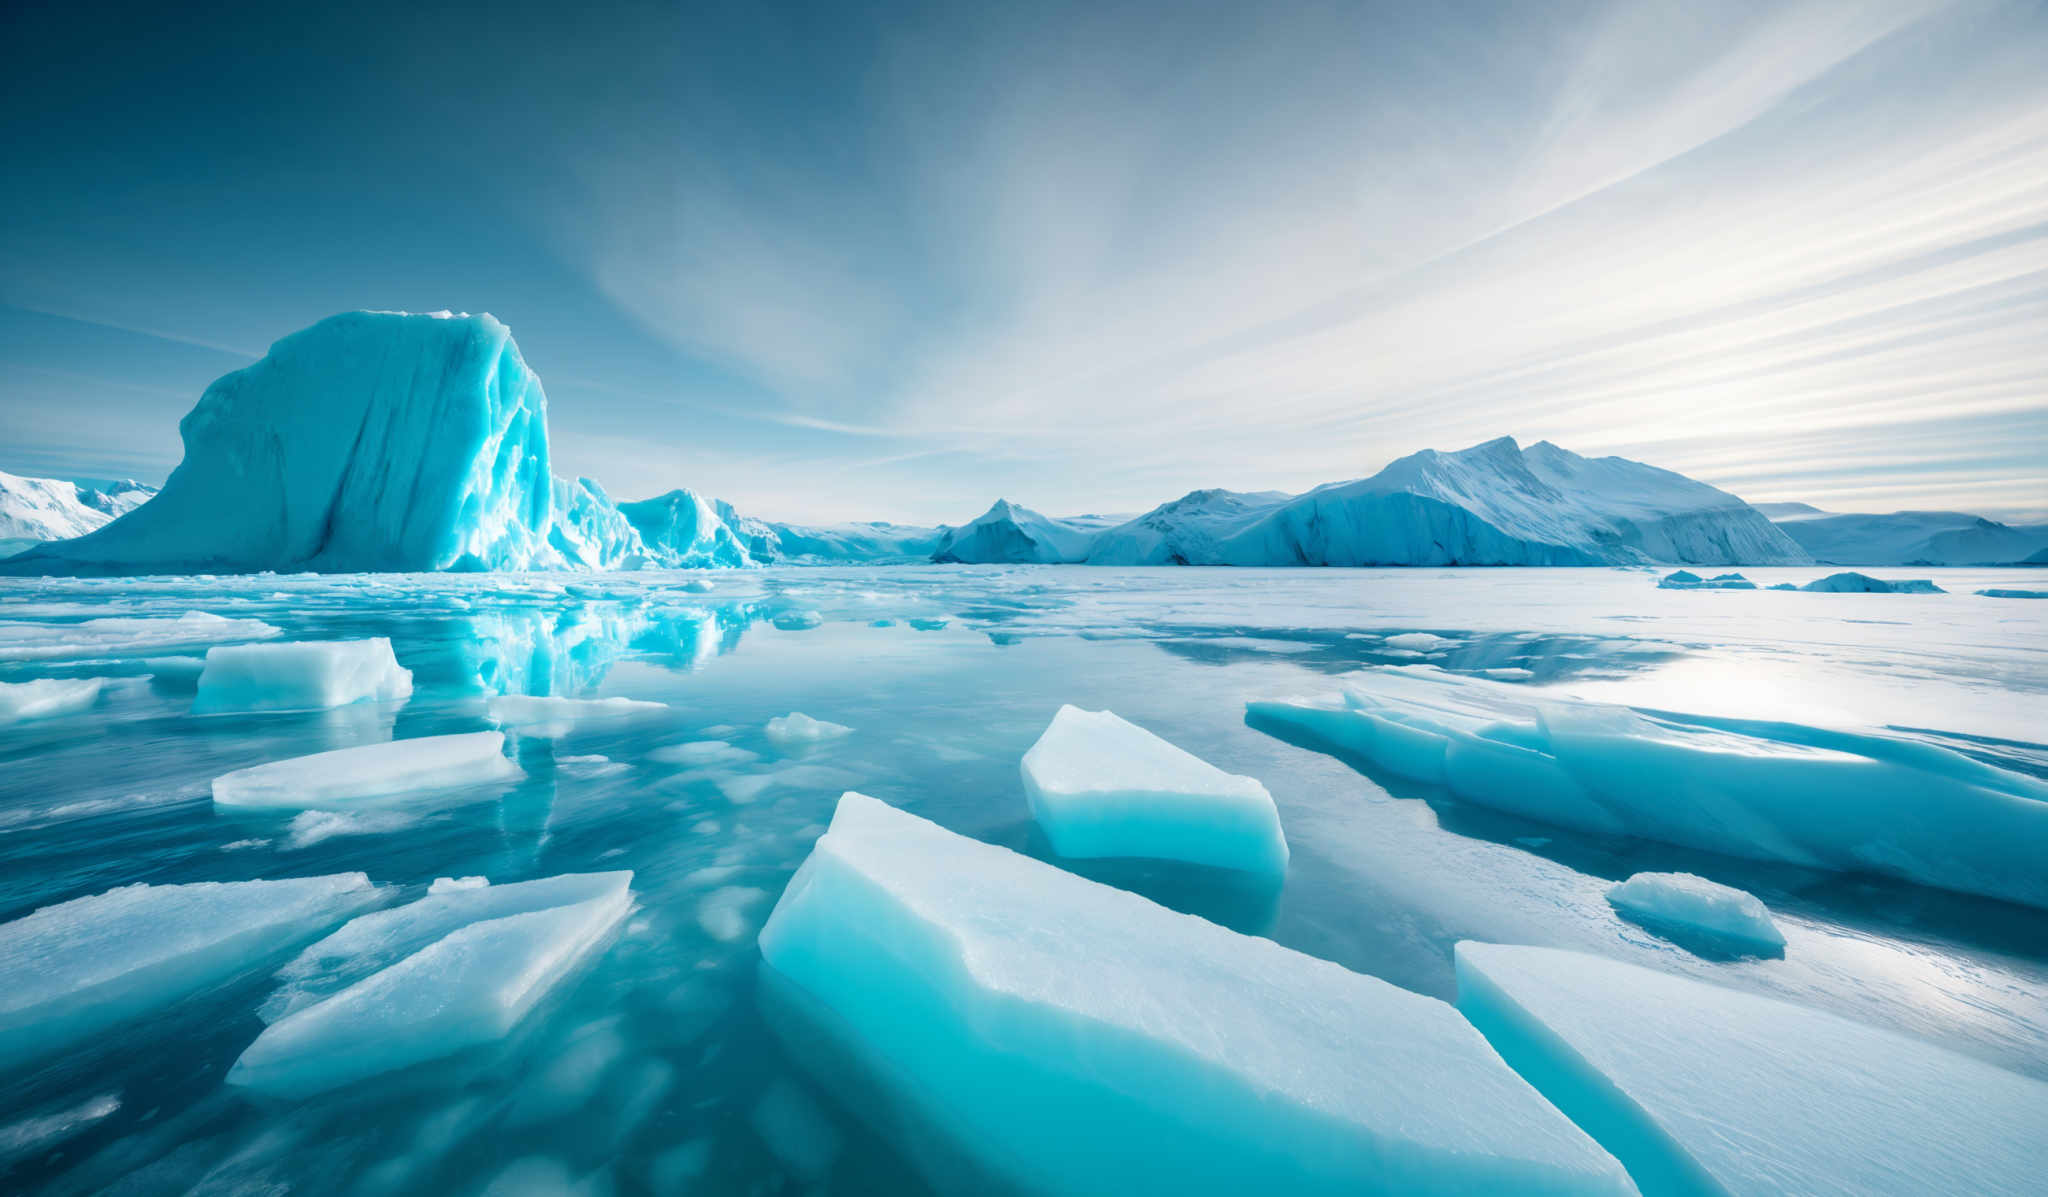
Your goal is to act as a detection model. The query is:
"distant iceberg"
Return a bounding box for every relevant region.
[930,500,1125,564]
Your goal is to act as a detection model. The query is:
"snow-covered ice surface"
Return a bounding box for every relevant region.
[212,731,523,809]
[759,792,1629,1195]
[1020,704,1288,874]
[1,564,2045,1194]
[193,637,413,713]
[1454,943,2048,1196]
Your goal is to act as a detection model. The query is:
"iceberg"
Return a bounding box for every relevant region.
[1454,943,2048,1197]
[1248,670,2048,907]
[757,792,1632,1196]
[1768,507,2048,566]
[1019,705,1288,874]
[211,731,523,809]
[765,712,853,745]
[616,487,754,568]
[0,677,104,724]
[1212,439,1808,567]
[754,519,942,564]
[1605,873,1784,954]
[191,637,413,714]
[772,610,824,630]
[0,874,380,1066]
[1085,489,1291,566]
[1655,571,1754,590]
[548,476,651,570]
[0,611,279,662]
[930,500,1125,564]
[1800,572,1944,593]
[4,312,561,574]
[230,872,633,1096]
[1978,588,2048,599]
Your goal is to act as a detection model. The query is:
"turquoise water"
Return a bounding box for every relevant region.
[3,566,2045,1194]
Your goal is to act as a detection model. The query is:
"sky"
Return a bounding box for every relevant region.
[2,0,2043,525]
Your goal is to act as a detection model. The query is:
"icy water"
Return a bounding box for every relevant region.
[3,566,2045,1194]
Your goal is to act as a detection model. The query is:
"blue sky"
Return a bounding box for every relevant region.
[3,0,2043,524]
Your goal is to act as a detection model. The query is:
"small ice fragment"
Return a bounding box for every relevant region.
[772,611,824,630]
[649,739,760,768]
[1383,632,1452,651]
[765,712,853,745]
[681,579,715,593]
[0,677,103,724]
[870,618,897,627]
[1606,872,1785,953]
[1977,588,2047,599]
[1020,705,1288,874]
[284,808,422,849]
[1481,667,1534,681]
[212,731,522,809]
[486,694,670,738]
[192,638,412,713]
[0,874,379,1066]
[430,877,490,894]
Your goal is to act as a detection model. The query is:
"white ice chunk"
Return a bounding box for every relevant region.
[1248,670,2048,907]
[1605,872,1785,953]
[1020,706,1288,874]
[0,677,103,724]
[487,694,669,738]
[1383,632,1454,651]
[0,611,280,662]
[192,638,412,713]
[765,712,853,745]
[1455,943,2048,1197]
[212,731,522,810]
[230,872,633,1096]
[0,874,379,1066]
[772,610,824,630]
[757,793,1631,1196]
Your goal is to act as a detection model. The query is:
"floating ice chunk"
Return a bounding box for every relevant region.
[0,1093,122,1162]
[765,712,853,745]
[1605,872,1784,954]
[1800,572,1944,593]
[681,579,715,593]
[555,753,630,778]
[1249,671,2048,907]
[1978,588,2048,599]
[772,610,824,630]
[0,611,280,662]
[1656,571,1754,590]
[487,694,670,738]
[1020,706,1288,874]
[430,876,489,894]
[1383,632,1453,651]
[231,872,633,1096]
[1454,943,2048,1197]
[0,874,378,1066]
[192,638,413,713]
[0,677,103,724]
[212,731,522,809]
[283,808,423,849]
[870,618,897,627]
[649,739,759,767]
[757,793,1631,1196]
[752,1077,842,1182]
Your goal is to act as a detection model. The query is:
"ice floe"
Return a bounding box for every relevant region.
[0,677,104,724]
[1455,942,2048,1197]
[1977,588,2047,599]
[1605,872,1784,954]
[0,611,280,662]
[1020,705,1288,874]
[231,872,633,1096]
[765,712,853,745]
[1656,570,1755,590]
[192,637,413,713]
[1249,670,2048,907]
[486,694,670,738]
[212,731,522,809]
[649,739,760,767]
[1800,572,1944,593]
[756,792,1631,1196]
[0,874,379,1066]
[772,610,825,630]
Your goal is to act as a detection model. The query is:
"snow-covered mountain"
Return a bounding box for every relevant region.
[1765,508,2048,565]
[930,500,1127,564]
[0,470,158,556]
[1085,489,1290,565]
[755,520,942,564]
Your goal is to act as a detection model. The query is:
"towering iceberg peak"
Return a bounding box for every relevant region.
[550,476,651,570]
[931,500,1123,563]
[7,311,558,574]
[617,487,754,568]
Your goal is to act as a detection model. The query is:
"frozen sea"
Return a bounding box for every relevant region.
[2,565,2045,1194]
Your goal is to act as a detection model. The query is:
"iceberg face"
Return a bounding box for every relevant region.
[7,312,558,574]
[548,476,651,570]
[230,872,633,1096]
[0,874,380,1067]
[1248,670,2048,907]
[1020,705,1288,875]
[1218,439,1808,567]
[191,638,413,714]
[757,792,1632,1197]
[1454,943,2048,1197]
[0,677,104,724]
[930,500,1124,564]
[1800,572,1944,593]
[1605,873,1784,955]
[616,488,753,568]
[211,731,523,809]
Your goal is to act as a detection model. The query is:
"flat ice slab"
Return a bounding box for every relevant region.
[0,677,103,724]
[212,731,523,809]
[757,792,1631,1196]
[486,694,670,737]
[0,611,280,662]
[1455,943,2048,1197]
[1606,873,1784,954]
[1248,670,2048,907]
[1020,705,1288,874]
[0,874,379,1066]
[230,872,633,1096]
[192,638,413,713]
